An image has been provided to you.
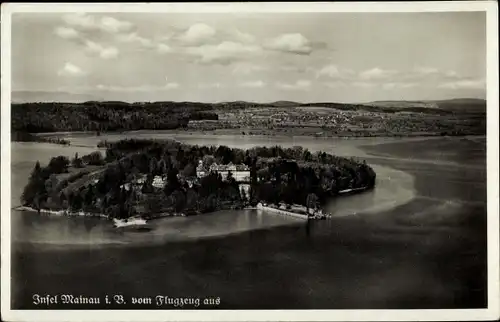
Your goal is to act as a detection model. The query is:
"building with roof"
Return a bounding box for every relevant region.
[196,160,250,182]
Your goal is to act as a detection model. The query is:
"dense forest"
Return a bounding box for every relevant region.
[11,101,219,133]
[21,139,376,219]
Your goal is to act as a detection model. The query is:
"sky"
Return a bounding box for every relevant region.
[11,11,487,103]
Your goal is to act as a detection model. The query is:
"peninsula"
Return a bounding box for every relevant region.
[20,139,376,221]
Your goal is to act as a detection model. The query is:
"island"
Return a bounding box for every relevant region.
[19,139,376,222]
[12,99,485,138]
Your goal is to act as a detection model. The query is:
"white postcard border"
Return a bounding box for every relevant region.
[1,2,498,321]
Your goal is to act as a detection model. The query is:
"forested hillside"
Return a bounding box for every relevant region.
[11,101,219,133]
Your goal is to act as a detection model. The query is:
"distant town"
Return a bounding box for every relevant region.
[11,99,486,142]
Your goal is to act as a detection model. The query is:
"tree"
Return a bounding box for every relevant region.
[142,174,154,194]
[202,155,215,169]
[240,186,247,203]
[21,161,46,207]
[84,185,94,206]
[149,157,158,175]
[72,152,84,168]
[186,189,199,211]
[158,158,167,175]
[48,156,70,174]
[183,163,196,177]
[164,168,180,195]
[306,193,319,214]
[87,151,105,166]
[172,190,186,213]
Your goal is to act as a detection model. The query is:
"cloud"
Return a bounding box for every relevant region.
[324,81,347,88]
[54,26,79,39]
[187,41,263,65]
[316,64,355,79]
[382,82,418,90]
[157,43,173,54]
[178,23,216,45]
[438,78,486,90]
[117,32,154,48]
[264,33,312,55]
[277,79,311,90]
[57,62,86,77]
[239,80,265,88]
[62,13,134,34]
[351,81,376,88]
[99,16,134,34]
[413,66,439,75]
[96,82,179,92]
[359,67,399,80]
[84,40,119,59]
[164,82,180,89]
[199,83,226,89]
[281,66,308,73]
[230,29,256,44]
[232,63,267,75]
[62,13,97,30]
[443,70,462,79]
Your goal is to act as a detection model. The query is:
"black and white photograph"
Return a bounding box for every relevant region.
[1,2,499,321]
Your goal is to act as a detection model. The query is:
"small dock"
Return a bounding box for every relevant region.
[256,203,330,220]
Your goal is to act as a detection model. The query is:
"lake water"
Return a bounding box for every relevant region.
[10,133,487,309]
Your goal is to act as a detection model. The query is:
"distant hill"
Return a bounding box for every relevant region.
[268,101,301,107]
[361,98,486,112]
[433,98,486,111]
[361,101,439,109]
[11,91,103,104]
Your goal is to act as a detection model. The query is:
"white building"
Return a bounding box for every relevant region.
[152,175,165,189]
[197,160,251,182]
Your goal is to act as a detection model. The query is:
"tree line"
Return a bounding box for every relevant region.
[11,102,219,133]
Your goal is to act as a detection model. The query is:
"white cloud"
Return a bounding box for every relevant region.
[178,23,216,45]
[277,79,311,90]
[54,26,79,39]
[96,82,179,92]
[188,41,263,64]
[351,81,376,88]
[232,63,267,75]
[413,66,439,75]
[84,40,119,59]
[265,33,312,55]
[239,80,265,88]
[164,82,179,89]
[199,83,226,89]
[444,70,461,79]
[117,32,154,48]
[316,64,355,79]
[99,16,134,34]
[438,78,486,90]
[157,43,173,54]
[62,13,134,34]
[57,62,86,77]
[359,67,399,80]
[382,82,418,90]
[62,13,97,30]
[230,29,256,44]
[324,81,346,88]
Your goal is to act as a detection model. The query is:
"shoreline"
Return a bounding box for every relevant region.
[14,185,373,224]
[28,129,486,140]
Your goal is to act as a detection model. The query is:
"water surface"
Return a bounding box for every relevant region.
[10,134,487,309]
